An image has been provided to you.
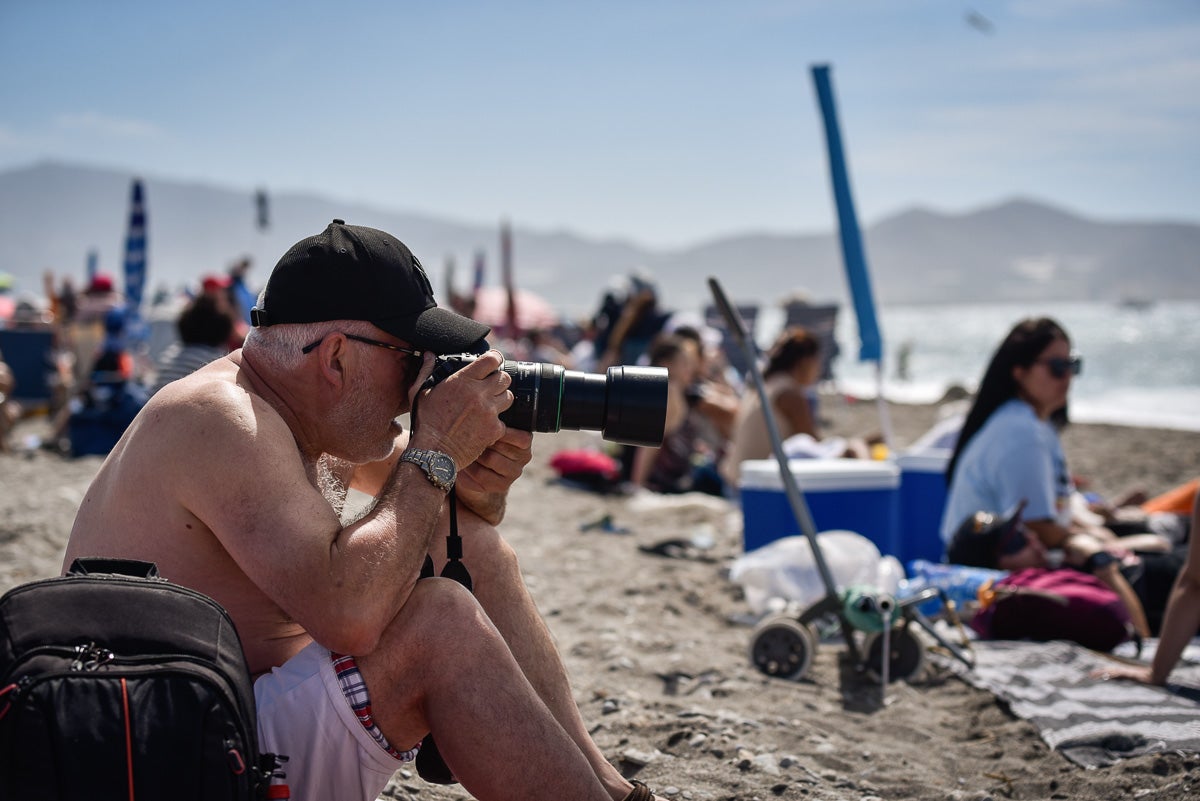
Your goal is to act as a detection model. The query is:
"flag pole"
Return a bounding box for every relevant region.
[810,64,893,451]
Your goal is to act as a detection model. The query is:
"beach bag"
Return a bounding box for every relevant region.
[0,558,282,800]
[969,567,1133,652]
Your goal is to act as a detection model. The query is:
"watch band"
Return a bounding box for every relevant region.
[401,448,456,492]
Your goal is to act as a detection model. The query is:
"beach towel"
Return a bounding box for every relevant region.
[944,638,1200,768]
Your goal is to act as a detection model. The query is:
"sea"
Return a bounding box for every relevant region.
[746,299,1200,432]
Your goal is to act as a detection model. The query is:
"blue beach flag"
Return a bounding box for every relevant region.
[122,179,148,341]
[810,64,881,364]
[810,64,892,447]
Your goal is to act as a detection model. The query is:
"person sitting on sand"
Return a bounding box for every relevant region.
[63,220,665,801]
[0,348,21,451]
[943,317,1170,557]
[1095,484,1200,685]
[942,318,1195,638]
[719,326,868,490]
[149,293,236,395]
[627,332,708,493]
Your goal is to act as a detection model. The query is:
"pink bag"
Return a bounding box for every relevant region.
[970,568,1134,652]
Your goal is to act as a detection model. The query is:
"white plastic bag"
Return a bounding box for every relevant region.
[729,530,904,615]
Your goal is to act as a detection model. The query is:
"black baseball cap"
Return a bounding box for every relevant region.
[251,219,490,354]
[946,500,1028,568]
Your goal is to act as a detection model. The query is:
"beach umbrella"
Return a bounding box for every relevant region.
[471,286,560,332]
[810,64,893,448]
[122,179,148,344]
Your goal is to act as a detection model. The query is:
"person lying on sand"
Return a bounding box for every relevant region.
[64,220,665,801]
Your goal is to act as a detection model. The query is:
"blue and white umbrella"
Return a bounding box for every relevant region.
[122,179,148,343]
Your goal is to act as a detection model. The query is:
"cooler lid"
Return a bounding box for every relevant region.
[738,458,900,491]
[895,448,952,472]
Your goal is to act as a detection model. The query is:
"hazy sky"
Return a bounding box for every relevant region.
[2,0,1197,249]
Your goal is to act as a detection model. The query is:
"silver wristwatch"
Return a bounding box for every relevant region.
[401,448,457,492]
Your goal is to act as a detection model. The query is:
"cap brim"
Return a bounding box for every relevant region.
[375,307,491,355]
[946,500,1027,567]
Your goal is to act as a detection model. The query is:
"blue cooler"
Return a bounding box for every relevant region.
[896,449,951,564]
[739,459,900,556]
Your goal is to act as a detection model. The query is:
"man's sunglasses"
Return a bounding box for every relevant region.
[1036,354,1083,379]
[301,333,424,357]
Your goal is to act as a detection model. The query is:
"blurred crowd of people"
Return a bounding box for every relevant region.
[2,261,852,484]
[479,273,853,500]
[0,259,255,454]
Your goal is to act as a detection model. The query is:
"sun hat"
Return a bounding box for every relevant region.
[946,500,1028,568]
[251,219,490,354]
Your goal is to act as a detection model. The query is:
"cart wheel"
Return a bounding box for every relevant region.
[863,627,925,684]
[749,617,816,680]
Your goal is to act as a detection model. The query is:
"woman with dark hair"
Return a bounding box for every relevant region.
[719,326,825,487]
[941,317,1174,637]
[943,317,1076,545]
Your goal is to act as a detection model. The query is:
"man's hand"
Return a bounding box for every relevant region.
[407,350,512,469]
[456,428,534,525]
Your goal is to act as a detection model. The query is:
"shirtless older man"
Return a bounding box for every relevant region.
[64,220,657,801]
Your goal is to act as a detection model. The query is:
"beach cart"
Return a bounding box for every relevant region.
[708,277,974,686]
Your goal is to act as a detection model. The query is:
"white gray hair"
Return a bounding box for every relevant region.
[244,320,380,372]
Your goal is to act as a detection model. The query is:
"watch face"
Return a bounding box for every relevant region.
[428,452,456,488]
[431,454,455,480]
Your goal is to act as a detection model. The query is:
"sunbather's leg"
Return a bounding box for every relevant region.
[359,578,613,800]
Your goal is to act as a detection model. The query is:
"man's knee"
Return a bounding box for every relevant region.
[380,579,501,661]
[436,516,522,584]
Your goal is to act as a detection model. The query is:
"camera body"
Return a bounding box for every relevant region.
[427,353,668,447]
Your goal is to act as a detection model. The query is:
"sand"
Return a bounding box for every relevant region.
[2,398,1198,800]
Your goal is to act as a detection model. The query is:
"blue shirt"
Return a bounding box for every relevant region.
[941,399,1072,543]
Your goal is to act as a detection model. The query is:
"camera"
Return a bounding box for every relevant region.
[427,354,669,446]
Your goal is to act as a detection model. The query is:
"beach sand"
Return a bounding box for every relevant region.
[2,398,1198,800]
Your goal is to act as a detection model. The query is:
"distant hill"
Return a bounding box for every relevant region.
[1,161,1197,318]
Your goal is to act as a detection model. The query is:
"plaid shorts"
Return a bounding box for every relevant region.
[331,652,420,762]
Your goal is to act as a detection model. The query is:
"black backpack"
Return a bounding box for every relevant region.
[0,558,284,800]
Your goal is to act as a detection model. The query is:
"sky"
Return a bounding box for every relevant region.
[1,0,1197,250]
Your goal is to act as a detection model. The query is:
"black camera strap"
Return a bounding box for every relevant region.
[409,387,472,592]
[440,487,472,591]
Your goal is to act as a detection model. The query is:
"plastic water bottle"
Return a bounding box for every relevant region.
[899,559,1009,614]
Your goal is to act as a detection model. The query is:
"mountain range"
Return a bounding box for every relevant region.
[2,161,1197,318]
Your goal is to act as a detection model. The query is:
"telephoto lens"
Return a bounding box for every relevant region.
[428,356,669,446]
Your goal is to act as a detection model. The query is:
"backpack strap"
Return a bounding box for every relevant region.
[67,557,160,579]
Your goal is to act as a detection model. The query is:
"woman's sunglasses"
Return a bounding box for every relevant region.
[1036,354,1083,379]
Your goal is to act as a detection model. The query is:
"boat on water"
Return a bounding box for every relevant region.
[1117,296,1155,312]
